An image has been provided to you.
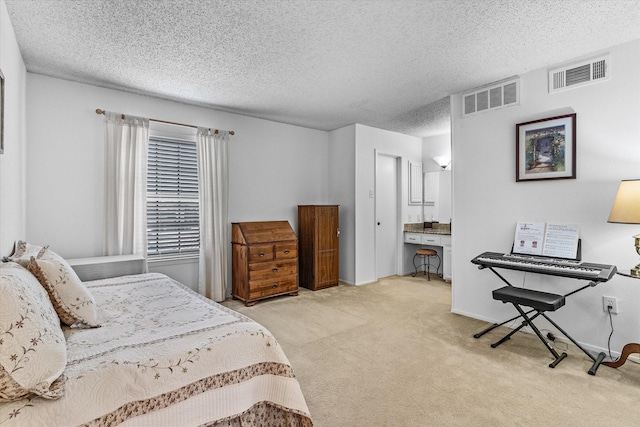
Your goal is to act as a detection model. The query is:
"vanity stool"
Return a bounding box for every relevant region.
[412,248,441,280]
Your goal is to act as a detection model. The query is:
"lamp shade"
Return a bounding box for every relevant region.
[433,156,451,170]
[607,179,640,224]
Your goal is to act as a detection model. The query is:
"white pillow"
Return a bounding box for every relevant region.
[0,262,67,401]
[25,249,100,328]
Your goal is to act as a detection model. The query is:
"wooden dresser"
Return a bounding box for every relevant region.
[231,221,299,306]
[298,205,340,290]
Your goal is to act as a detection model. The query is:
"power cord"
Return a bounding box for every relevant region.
[607,304,615,361]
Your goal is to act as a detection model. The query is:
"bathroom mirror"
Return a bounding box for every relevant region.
[422,170,452,224]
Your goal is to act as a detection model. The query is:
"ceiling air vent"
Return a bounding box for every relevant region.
[463,77,519,117]
[548,55,609,93]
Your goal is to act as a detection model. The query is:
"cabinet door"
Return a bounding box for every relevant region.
[315,206,339,287]
[424,171,440,206]
[443,246,452,281]
[409,161,423,205]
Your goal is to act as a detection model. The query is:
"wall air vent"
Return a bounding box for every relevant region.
[463,77,519,117]
[548,54,610,93]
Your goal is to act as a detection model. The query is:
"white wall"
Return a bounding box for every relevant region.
[354,124,422,284]
[21,72,424,291]
[24,74,329,291]
[452,39,640,356]
[0,0,27,256]
[328,124,423,285]
[328,125,356,284]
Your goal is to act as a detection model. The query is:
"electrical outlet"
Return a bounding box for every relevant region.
[603,296,619,314]
[408,214,413,222]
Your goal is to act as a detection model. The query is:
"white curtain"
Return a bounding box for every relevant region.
[103,112,149,264]
[196,128,230,301]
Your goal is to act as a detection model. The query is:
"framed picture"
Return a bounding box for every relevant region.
[516,113,576,182]
[0,68,4,155]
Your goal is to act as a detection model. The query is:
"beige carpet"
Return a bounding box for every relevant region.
[222,275,640,426]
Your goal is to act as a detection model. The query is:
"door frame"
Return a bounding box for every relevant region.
[374,150,402,280]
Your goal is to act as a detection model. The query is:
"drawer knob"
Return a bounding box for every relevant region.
[259,252,265,257]
[283,249,290,254]
[272,284,278,289]
[272,268,278,273]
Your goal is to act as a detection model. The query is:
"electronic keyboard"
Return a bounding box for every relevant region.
[471,251,617,282]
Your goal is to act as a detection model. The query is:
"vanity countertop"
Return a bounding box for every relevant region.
[406,229,451,235]
[403,223,451,235]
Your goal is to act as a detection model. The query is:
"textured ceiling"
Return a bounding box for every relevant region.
[5,0,640,137]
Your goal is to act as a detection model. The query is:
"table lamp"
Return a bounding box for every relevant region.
[607,179,640,277]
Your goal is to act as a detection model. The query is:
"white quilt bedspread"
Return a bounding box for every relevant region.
[0,273,312,426]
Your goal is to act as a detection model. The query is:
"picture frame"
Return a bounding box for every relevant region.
[0,68,4,155]
[516,113,576,182]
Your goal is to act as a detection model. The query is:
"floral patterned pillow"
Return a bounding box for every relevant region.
[0,262,67,401]
[24,249,100,328]
[8,240,48,260]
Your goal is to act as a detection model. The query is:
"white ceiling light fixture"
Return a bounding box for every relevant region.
[433,156,451,170]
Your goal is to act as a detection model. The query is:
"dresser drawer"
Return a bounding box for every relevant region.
[249,275,298,299]
[404,233,422,244]
[275,243,298,259]
[249,260,298,280]
[248,244,274,262]
[421,235,441,246]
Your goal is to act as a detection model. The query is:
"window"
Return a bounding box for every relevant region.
[147,136,199,258]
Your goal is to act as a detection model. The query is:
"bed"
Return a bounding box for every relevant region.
[0,243,312,426]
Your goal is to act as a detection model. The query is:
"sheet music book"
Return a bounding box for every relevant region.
[513,222,580,260]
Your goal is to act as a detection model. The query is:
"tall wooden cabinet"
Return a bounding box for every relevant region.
[232,221,299,306]
[298,205,340,290]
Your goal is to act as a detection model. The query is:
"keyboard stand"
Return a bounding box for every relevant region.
[474,266,607,375]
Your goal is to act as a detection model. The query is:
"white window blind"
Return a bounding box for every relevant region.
[147,137,199,258]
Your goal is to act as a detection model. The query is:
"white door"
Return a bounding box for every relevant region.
[375,153,399,278]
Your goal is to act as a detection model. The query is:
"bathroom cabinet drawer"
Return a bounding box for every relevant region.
[421,235,441,246]
[404,233,422,244]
